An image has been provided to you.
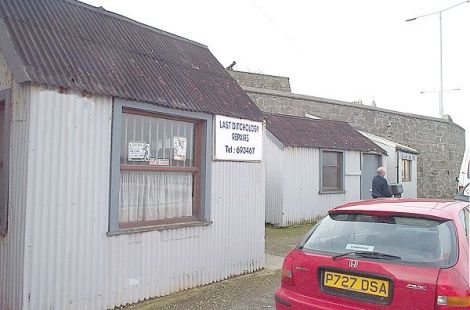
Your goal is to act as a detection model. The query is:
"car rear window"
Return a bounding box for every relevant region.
[300,213,457,267]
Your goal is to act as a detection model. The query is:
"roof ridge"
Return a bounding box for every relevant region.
[265,112,350,125]
[60,0,208,49]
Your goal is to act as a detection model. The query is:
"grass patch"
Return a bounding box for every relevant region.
[265,223,314,257]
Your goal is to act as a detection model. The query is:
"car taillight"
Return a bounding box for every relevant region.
[436,269,470,309]
[437,296,470,308]
[281,252,295,288]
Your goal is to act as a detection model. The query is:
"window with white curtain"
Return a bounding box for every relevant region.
[118,109,202,229]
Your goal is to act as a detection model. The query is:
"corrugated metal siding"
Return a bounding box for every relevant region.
[264,134,283,225]
[0,0,264,121]
[281,148,361,226]
[344,150,361,202]
[371,141,398,184]
[22,87,264,309]
[398,152,418,198]
[0,57,29,309]
[282,148,320,226]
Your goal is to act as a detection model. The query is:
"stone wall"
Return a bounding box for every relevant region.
[227,70,291,92]
[231,71,465,199]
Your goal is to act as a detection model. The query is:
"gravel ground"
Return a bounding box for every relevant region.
[127,224,313,310]
[126,269,281,310]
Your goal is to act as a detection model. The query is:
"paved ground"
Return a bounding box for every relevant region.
[127,224,313,310]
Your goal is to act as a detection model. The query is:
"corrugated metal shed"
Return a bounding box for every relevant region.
[0,0,264,121]
[265,113,385,153]
[265,133,363,227]
[17,85,265,309]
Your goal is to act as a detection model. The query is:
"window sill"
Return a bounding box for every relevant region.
[319,190,346,195]
[107,220,213,236]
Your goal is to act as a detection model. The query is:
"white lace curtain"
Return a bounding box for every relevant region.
[119,171,193,223]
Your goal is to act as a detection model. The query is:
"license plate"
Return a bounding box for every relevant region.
[323,271,390,298]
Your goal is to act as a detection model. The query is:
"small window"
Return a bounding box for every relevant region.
[116,108,204,230]
[321,150,344,192]
[402,159,412,182]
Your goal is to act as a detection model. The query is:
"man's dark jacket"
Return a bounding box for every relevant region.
[371,175,392,198]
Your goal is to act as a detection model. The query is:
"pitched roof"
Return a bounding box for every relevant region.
[359,131,419,154]
[0,0,263,121]
[265,113,385,153]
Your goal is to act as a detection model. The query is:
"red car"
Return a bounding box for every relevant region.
[275,198,470,309]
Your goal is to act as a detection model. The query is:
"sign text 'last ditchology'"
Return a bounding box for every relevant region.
[214,115,262,161]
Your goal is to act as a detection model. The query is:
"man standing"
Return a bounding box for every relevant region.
[371,167,392,198]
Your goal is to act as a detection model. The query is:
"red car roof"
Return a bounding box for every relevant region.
[329,198,468,220]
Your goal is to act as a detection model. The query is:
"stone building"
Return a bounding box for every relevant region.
[229,70,466,199]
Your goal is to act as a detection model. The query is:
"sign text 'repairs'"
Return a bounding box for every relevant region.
[214,115,263,161]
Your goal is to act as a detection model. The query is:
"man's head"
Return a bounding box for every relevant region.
[377,167,386,177]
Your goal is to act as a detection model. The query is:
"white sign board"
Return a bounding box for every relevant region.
[214,115,263,161]
[400,152,417,161]
[128,142,150,161]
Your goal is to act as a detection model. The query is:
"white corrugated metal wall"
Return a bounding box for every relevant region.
[362,134,418,198]
[0,54,30,310]
[20,86,265,309]
[398,152,418,198]
[268,146,361,227]
[264,133,283,225]
[344,150,362,202]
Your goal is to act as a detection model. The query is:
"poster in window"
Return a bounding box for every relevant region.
[128,142,150,161]
[173,137,187,161]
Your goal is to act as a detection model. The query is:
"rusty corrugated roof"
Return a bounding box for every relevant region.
[0,0,264,121]
[266,113,385,153]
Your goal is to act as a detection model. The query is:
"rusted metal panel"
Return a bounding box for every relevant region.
[0,0,263,122]
[21,86,264,309]
[265,113,385,153]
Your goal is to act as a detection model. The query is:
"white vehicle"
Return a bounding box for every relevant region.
[459,148,470,196]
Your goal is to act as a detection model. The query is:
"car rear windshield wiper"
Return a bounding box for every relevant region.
[332,251,401,261]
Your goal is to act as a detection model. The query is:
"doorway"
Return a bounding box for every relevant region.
[361,154,382,199]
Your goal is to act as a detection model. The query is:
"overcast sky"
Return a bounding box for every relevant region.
[81,0,470,149]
